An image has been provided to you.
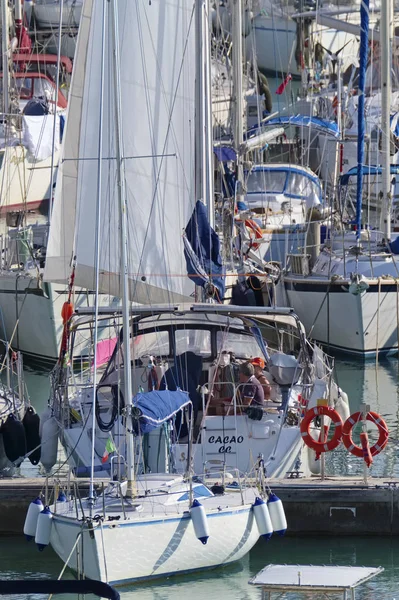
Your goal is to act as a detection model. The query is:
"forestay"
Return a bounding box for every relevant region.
[45,0,196,304]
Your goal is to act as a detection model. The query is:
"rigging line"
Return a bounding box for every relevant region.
[61,153,177,162]
[88,0,107,514]
[130,1,196,304]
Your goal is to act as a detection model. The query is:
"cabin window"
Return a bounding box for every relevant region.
[132,330,169,362]
[246,170,286,194]
[285,172,320,200]
[34,79,55,103]
[175,329,211,357]
[12,77,33,99]
[177,484,213,501]
[216,331,260,359]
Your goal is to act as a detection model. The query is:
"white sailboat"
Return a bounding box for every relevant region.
[283,0,399,357]
[0,4,119,363]
[36,0,275,584]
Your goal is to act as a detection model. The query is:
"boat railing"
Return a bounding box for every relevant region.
[205,379,302,419]
[1,224,48,271]
[202,462,245,503]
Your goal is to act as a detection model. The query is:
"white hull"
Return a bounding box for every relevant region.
[50,494,259,584]
[33,1,82,28]
[0,272,118,362]
[285,278,399,356]
[251,15,298,77]
[251,14,359,78]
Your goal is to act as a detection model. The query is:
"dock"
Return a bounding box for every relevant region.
[2,476,399,536]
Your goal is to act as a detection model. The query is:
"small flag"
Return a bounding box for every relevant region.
[102,437,116,463]
[276,74,292,95]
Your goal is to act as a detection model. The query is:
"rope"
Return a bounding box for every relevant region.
[376,277,381,366]
[308,281,332,338]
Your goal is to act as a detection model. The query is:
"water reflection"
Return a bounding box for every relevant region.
[1,536,399,599]
[328,357,399,478]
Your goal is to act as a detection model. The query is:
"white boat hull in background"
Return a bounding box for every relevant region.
[285,278,399,356]
[0,273,118,362]
[33,0,82,28]
[249,13,359,78]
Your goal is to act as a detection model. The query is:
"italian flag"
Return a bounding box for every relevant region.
[102,437,116,463]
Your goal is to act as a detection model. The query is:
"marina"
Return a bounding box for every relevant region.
[1,0,399,597]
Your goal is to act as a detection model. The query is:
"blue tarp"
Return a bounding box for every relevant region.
[260,115,340,138]
[184,200,226,301]
[213,146,237,163]
[340,165,399,186]
[133,390,191,434]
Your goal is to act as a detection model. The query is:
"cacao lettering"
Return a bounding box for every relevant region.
[208,434,244,444]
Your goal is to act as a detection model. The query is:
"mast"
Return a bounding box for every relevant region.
[355,0,369,243]
[88,0,107,515]
[48,0,64,223]
[232,0,244,193]
[111,0,135,496]
[1,0,10,116]
[380,0,392,242]
[195,0,214,227]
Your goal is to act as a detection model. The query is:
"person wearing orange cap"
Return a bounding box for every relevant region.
[251,357,271,401]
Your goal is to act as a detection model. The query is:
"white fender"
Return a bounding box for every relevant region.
[35,506,53,551]
[252,497,273,540]
[267,493,287,536]
[40,417,59,472]
[333,386,350,423]
[39,406,52,439]
[190,499,209,544]
[23,497,44,540]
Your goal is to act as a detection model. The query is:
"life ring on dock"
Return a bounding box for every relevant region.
[300,406,343,453]
[244,219,263,251]
[342,411,389,457]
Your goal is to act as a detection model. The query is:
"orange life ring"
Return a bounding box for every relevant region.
[300,406,343,453]
[244,219,263,251]
[342,411,389,457]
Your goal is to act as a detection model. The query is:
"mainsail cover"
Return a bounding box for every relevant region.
[132,390,191,434]
[45,0,196,304]
[183,200,225,300]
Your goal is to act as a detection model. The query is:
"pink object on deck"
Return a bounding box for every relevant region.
[94,337,117,367]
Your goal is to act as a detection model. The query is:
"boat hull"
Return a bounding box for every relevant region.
[0,273,118,362]
[285,278,399,356]
[50,505,259,584]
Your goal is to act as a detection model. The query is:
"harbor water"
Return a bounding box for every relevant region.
[1,356,398,597]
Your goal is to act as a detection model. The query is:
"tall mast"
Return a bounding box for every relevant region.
[195,0,214,227]
[232,0,244,192]
[48,0,64,223]
[88,0,107,515]
[1,0,10,116]
[380,0,392,242]
[111,0,135,495]
[355,0,369,243]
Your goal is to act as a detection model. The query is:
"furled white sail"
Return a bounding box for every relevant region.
[45,0,196,304]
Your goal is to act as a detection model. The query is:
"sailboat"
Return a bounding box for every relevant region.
[39,0,350,485]
[0,2,119,363]
[33,0,276,584]
[283,0,399,357]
